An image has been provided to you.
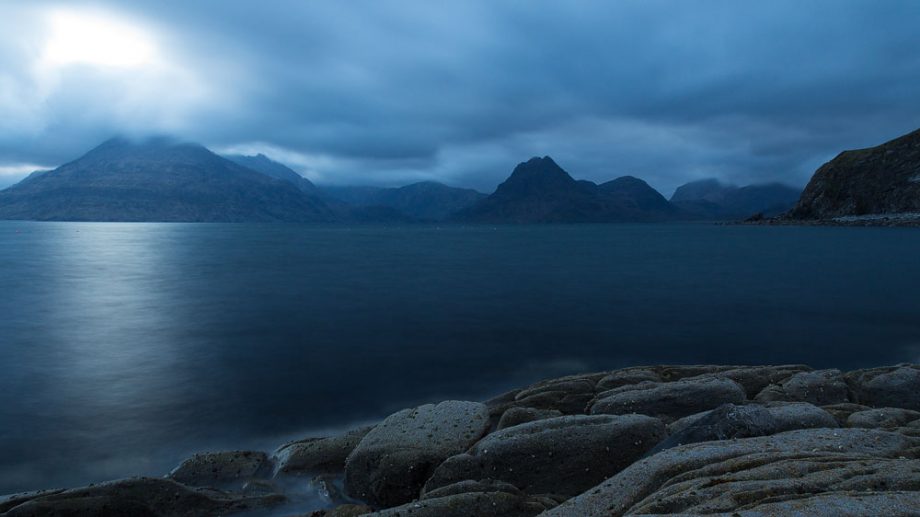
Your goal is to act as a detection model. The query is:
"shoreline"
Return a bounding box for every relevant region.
[3,363,920,516]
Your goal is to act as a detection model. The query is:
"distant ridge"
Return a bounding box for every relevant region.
[323,181,485,221]
[454,156,676,223]
[0,137,335,222]
[224,153,320,195]
[671,179,801,219]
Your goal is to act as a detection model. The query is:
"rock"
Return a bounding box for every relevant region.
[423,414,665,497]
[764,401,838,431]
[344,400,490,507]
[497,407,563,430]
[822,402,873,426]
[645,404,778,456]
[595,369,661,391]
[0,477,284,517]
[847,365,920,410]
[274,425,374,476]
[541,428,920,516]
[590,376,746,422]
[370,480,557,517]
[712,364,811,398]
[168,450,271,491]
[309,503,374,516]
[754,369,849,405]
[702,491,920,517]
[848,407,920,429]
[511,375,600,414]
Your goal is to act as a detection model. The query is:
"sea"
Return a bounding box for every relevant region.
[1,221,919,495]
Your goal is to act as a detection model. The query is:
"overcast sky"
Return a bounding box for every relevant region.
[1,1,919,194]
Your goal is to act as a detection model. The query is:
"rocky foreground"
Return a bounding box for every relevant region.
[3,364,920,516]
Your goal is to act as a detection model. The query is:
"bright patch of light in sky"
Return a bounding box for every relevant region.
[41,9,158,69]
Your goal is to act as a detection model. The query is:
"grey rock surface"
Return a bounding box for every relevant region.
[424,414,666,497]
[540,428,920,516]
[497,407,564,430]
[344,400,490,507]
[275,426,373,476]
[590,376,746,421]
[754,369,849,405]
[848,407,920,429]
[847,366,920,410]
[168,451,271,491]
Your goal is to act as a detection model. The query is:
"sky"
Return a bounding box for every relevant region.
[1,1,919,195]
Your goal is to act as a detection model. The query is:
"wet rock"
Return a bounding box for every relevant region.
[511,375,600,415]
[847,365,920,410]
[371,479,557,517]
[848,407,920,429]
[308,503,374,516]
[595,369,661,391]
[754,369,849,405]
[343,400,490,507]
[168,450,271,491]
[423,414,665,497]
[1,477,284,517]
[712,364,812,398]
[590,376,745,422]
[274,425,374,476]
[541,428,920,516]
[497,407,563,430]
[702,491,920,517]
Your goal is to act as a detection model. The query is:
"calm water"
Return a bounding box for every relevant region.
[1,222,920,495]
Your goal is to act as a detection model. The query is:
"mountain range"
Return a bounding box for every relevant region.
[0,136,814,223]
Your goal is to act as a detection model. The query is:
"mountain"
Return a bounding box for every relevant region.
[224,153,320,195]
[0,137,335,222]
[789,128,920,220]
[322,181,485,221]
[454,156,675,223]
[671,179,801,219]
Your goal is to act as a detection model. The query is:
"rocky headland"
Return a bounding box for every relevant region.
[3,363,920,516]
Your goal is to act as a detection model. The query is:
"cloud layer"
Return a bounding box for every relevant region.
[2,0,919,195]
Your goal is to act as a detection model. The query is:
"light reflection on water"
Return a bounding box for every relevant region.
[1,221,920,496]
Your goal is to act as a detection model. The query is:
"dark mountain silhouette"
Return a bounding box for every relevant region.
[0,137,335,222]
[789,128,920,220]
[224,153,320,195]
[323,181,485,221]
[454,156,676,223]
[671,179,801,219]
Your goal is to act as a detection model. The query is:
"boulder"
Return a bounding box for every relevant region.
[847,365,920,410]
[541,428,920,516]
[344,400,490,507]
[274,425,373,475]
[0,477,284,517]
[168,450,271,491]
[497,407,563,430]
[371,480,557,517]
[754,369,849,405]
[510,375,600,415]
[595,369,661,391]
[711,364,811,398]
[848,407,920,429]
[645,404,778,456]
[590,377,746,422]
[821,402,873,426]
[309,503,374,516]
[423,414,665,497]
[700,491,920,517]
[764,401,838,431]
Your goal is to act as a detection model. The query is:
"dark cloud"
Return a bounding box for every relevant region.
[1,0,919,195]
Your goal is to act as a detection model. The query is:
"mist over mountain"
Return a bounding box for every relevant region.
[671,179,801,219]
[0,138,335,222]
[224,154,320,195]
[323,182,485,221]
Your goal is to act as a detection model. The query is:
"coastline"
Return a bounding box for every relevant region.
[3,363,920,516]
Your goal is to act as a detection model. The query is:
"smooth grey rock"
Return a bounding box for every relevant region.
[168,450,271,491]
[0,477,284,517]
[702,491,920,517]
[848,407,920,429]
[511,376,599,415]
[371,481,557,517]
[274,425,373,475]
[822,402,873,426]
[754,369,849,405]
[712,364,812,398]
[590,376,746,421]
[764,401,838,431]
[344,400,490,507]
[497,407,563,430]
[595,369,661,391]
[645,404,777,456]
[423,414,665,497]
[540,428,920,517]
[848,366,920,410]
